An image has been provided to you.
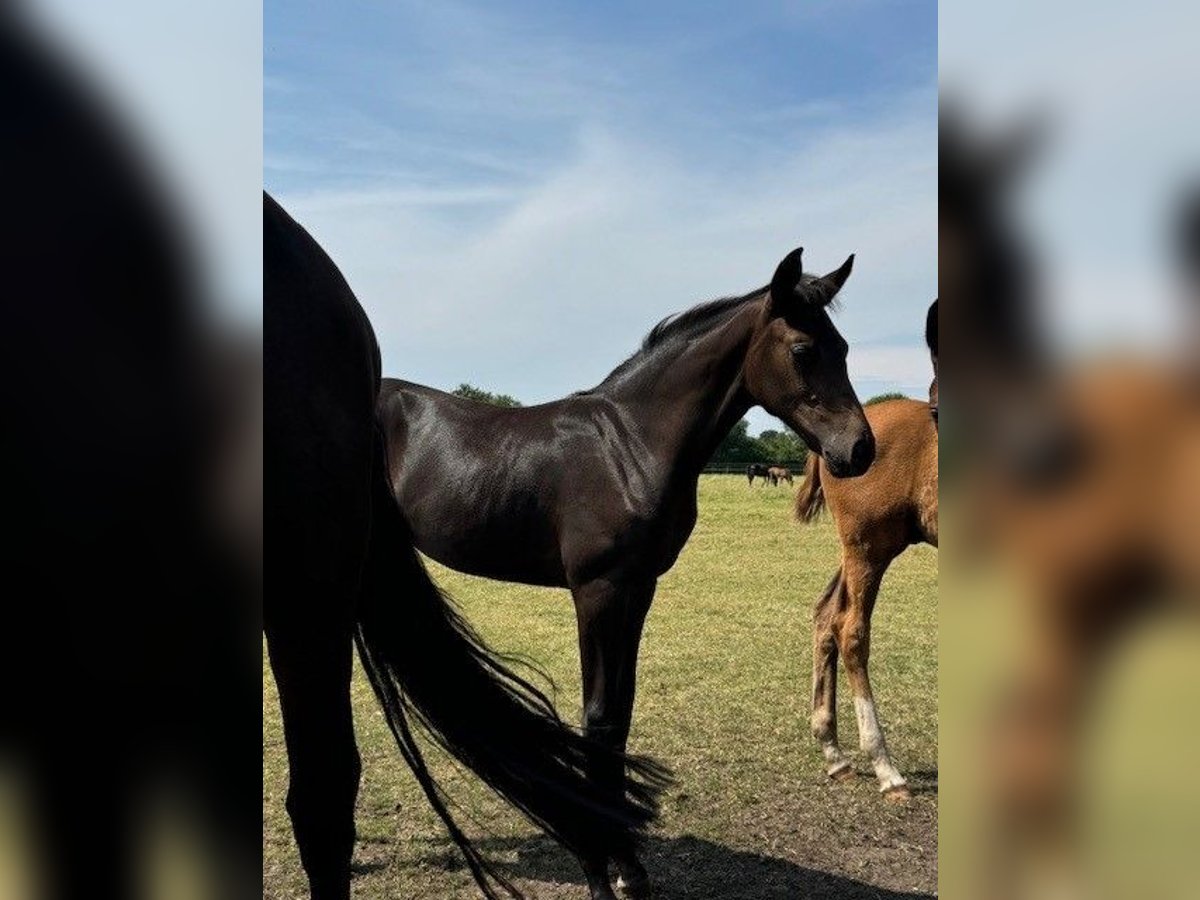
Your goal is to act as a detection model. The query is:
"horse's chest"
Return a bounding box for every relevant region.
[625,495,698,572]
[561,490,697,583]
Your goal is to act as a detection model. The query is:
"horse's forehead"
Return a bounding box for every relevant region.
[778,307,841,342]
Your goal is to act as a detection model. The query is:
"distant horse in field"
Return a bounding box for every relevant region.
[768,466,794,486]
[379,247,874,899]
[795,299,939,800]
[264,193,665,900]
[747,462,772,485]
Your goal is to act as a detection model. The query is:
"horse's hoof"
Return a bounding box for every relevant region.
[615,873,653,900]
[882,784,912,803]
[583,862,619,900]
[828,761,855,782]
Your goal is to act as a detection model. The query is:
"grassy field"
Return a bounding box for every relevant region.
[263,475,937,899]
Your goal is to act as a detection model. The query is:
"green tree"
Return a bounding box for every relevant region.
[709,419,767,465]
[452,383,522,407]
[865,391,908,406]
[757,428,808,464]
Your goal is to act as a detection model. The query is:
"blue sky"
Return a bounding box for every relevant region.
[942,1,1200,356]
[266,0,936,433]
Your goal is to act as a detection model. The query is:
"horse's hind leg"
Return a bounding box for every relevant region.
[267,615,361,900]
[837,552,909,799]
[811,569,852,780]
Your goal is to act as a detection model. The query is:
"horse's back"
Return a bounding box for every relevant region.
[265,193,378,602]
[376,378,574,585]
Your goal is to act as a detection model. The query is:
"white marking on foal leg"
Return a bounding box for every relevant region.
[811,707,852,778]
[854,696,907,792]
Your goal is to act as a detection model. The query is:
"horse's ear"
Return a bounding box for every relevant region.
[803,253,855,308]
[769,247,804,312]
[944,100,1046,196]
[987,111,1047,189]
[925,299,938,357]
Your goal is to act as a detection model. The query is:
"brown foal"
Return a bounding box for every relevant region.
[767,465,794,486]
[796,397,938,799]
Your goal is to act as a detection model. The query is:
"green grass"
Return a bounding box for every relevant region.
[263,475,937,898]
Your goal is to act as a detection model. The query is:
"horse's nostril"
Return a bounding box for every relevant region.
[850,435,874,471]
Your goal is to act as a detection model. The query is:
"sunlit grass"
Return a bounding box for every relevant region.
[264,475,938,898]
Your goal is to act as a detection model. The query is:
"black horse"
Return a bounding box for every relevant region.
[264,193,666,900]
[746,462,772,485]
[378,247,874,899]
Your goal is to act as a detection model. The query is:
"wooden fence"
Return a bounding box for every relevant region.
[701,460,807,476]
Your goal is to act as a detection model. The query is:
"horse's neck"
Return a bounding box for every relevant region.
[604,305,758,481]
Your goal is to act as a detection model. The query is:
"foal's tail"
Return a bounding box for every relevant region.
[795,454,826,523]
[354,433,668,899]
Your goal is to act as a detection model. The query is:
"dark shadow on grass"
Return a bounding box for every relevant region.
[903,768,938,797]
[414,833,934,899]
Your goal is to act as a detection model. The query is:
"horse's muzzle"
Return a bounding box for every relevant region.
[826,431,875,478]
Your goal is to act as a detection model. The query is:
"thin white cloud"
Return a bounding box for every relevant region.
[278,96,935,413]
[270,2,935,426]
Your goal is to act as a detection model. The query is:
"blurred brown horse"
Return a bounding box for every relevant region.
[795,300,938,799]
[943,107,1199,894]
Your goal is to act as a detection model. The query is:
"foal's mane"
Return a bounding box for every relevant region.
[588,287,767,392]
[641,288,767,351]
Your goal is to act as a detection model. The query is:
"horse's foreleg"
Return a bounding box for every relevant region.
[267,617,361,900]
[838,555,909,799]
[811,569,852,780]
[574,577,656,900]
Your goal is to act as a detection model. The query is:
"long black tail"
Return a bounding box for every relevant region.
[354,434,669,898]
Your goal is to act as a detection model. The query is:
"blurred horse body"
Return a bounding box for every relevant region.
[972,361,1200,823]
[942,106,1200,894]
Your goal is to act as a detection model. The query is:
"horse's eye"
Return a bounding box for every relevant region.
[790,343,813,358]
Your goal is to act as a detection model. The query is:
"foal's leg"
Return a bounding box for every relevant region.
[811,569,853,780]
[837,552,909,799]
[267,617,361,900]
[574,577,656,900]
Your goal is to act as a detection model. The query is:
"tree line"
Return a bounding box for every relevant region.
[451,383,522,407]
[710,419,808,466]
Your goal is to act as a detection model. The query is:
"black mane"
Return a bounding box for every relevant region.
[589,287,767,392]
[641,288,766,350]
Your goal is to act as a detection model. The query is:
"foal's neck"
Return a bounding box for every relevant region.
[604,300,761,480]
